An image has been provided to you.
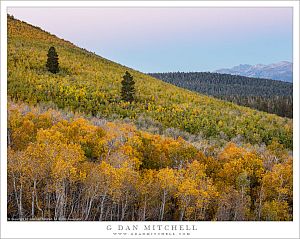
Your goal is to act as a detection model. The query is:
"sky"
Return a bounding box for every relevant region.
[8,7,293,73]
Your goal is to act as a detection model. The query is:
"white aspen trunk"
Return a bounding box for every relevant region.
[179,208,185,221]
[68,201,75,220]
[54,188,62,220]
[160,190,166,221]
[59,193,64,220]
[258,185,264,220]
[55,181,67,220]
[143,195,147,221]
[19,183,23,220]
[68,190,79,220]
[34,180,44,218]
[12,175,20,218]
[85,197,94,220]
[99,193,106,221]
[121,194,128,221]
[85,197,91,218]
[61,180,67,219]
[47,192,51,219]
[180,197,190,221]
[31,189,35,219]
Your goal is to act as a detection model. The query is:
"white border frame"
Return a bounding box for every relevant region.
[1,1,299,239]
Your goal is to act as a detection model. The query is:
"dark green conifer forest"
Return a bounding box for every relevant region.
[149,72,293,118]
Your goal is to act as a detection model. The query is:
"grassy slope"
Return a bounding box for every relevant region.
[7,16,292,148]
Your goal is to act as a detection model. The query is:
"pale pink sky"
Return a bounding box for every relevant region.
[8,7,293,72]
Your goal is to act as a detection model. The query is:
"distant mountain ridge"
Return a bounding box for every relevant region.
[215,61,293,82]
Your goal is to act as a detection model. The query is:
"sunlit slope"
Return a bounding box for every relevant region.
[7,16,292,148]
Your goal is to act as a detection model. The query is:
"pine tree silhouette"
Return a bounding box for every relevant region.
[46,46,59,73]
[121,71,135,103]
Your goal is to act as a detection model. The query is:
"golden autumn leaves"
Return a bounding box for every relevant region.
[7,102,292,221]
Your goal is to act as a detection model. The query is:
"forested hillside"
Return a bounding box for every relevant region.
[7,15,293,221]
[8,15,292,148]
[149,72,293,118]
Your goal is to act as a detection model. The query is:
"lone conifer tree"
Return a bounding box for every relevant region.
[46,46,59,73]
[121,71,135,103]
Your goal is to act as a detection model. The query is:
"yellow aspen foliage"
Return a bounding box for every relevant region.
[261,158,292,203]
[217,143,264,189]
[156,168,178,191]
[6,101,293,221]
[176,160,217,220]
[261,200,291,221]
